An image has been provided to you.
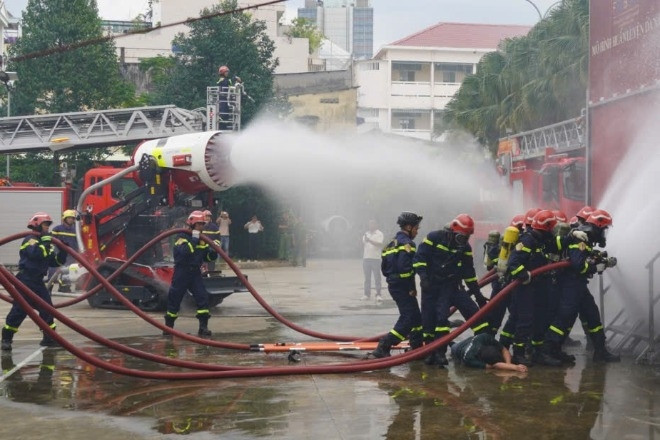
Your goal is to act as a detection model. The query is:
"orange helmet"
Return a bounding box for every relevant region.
[552,210,568,223]
[510,214,525,229]
[576,205,594,222]
[186,210,206,227]
[450,214,474,236]
[28,212,53,230]
[586,209,612,228]
[524,208,541,226]
[531,210,557,232]
[218,65,229,75]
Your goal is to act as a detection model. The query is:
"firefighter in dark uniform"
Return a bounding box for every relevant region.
[164,210,219,337]
[498,214,526,348]
[371,212,423,358]
[506,209,559,366]
[413,214,489,366]
[50,209,78,292]
[1,212,68,351]
[482,229,505,335]
[537,209,620,365]
[217,65,241,130]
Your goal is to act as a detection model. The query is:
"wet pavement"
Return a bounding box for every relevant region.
[1,258,659,439]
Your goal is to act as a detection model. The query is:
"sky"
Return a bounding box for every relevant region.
[5,0,561,52]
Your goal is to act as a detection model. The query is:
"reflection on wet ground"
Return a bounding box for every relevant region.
[1,330,659,439]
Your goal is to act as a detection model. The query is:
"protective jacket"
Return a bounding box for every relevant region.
[173,233,218,268]
[51,223,77,249]
[18,235,67,280]
[506,230,549,282]
[381,231,416,287]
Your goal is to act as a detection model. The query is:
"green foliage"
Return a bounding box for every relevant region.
[8,0,134,116]
[6,149,111,186]
[443,0,589,155]
[146,0,278,126]
[285,18,324,54]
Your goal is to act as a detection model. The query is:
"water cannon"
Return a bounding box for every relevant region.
[133,131,236,194]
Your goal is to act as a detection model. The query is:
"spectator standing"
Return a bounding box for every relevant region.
[244,215,264,261]
[362,220,384,303]
[217,211,232,256]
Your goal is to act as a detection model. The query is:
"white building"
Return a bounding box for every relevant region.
[112,0,309,73]
[355,23,530,141]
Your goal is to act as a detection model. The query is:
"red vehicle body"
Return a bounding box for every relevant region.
[495,0,659,214]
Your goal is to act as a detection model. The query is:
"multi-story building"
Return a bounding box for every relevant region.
[298,0,373,59]
[355,23,530,140]
[109,0,309,73]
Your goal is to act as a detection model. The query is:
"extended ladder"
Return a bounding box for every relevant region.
[501,116,586,160]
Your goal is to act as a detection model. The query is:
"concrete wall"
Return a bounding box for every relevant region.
[287,88,357,132]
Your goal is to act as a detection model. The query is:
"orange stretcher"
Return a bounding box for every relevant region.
[250,341,410,353]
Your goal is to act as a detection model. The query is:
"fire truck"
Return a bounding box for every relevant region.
[0,85,247,311]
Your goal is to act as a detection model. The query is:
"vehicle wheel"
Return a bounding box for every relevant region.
[139,285,168,312]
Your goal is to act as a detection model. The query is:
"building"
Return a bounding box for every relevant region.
[354,23,530,141]
[110,0,310,74]
[298,0,373,60]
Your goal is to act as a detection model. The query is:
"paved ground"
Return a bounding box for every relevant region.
[0,258,659,439]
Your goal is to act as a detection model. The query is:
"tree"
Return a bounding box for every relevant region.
[146,0,278,125]
[285,18,324,54]
[443,0,589,155]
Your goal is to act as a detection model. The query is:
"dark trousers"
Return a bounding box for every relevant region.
[362,259,382,297]
[387,283,422,342]
[547,278,603,344]
[485,279,509,334]
[166,267,210,315]
[248,233,260,260]
[509,282,534,348]
[6,273,55,329]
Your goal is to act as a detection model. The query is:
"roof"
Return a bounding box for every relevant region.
[387,22,531,50]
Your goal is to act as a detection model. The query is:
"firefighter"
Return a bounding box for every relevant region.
[505,209,559,366]
[371,212,423,358]
[413,214,489,366]
[1,212,68,351]
[537,209,620,365]
[202,210,220,272]
[163,210,219,337]
[216,65,241,130]
[50,209,78,292]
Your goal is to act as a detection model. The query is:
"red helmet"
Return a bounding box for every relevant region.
[524,208,541,226]
[203,210,212,217]
[531,210,557,232]
[28,212,53,230]
[510,214,525,229]
[186,210,206,227]
[586,209,612,228]
[218,65,229,75]
[450,214,474,235]
[552,210,568,223]
[569,216,579,227]
[576,205,594,221]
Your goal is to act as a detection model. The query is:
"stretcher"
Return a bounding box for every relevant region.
[250,341,411,362]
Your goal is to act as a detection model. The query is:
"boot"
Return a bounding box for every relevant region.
[163,315,176,336]
[592,332,620,363]
[39,331,59,348]
[197,314,212,337]
[1,327,14,351]
[408,332,423,350]
[532,342,562,366]
[424,348,448,366]
[372,335,394,358]
[511,345,533,367]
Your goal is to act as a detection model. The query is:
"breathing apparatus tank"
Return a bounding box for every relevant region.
[483,230,501,268]
[497,226,520,276]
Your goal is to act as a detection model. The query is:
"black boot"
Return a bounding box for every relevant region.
[1,327,14,351]
[372,335,395,358]
[39,331,59,348]
[512,345,533,367]
[408,332,423,350]
[197,314,212,337]
[163,315,176,336]
[424,347,448,366]
[592,331,620,362]
[532,342,563,366]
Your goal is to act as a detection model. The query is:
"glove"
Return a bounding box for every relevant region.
[521,271,532,285]
[596,263,606,273]
[191,230,200,239]
[419,275,430,291]
[40,233,52,243]
[571,230,589,242]
[607,257,618,268]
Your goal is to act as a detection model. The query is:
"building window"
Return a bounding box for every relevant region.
[392,62,422,82]
[391,110,431,131]
[360,62,380,71]
[434,63,473,84]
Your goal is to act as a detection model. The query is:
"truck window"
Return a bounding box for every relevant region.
[541,167,560,204]
[562,161,586,201]
[111,178,139,200]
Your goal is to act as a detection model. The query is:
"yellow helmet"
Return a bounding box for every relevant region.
[62,209,77,220]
